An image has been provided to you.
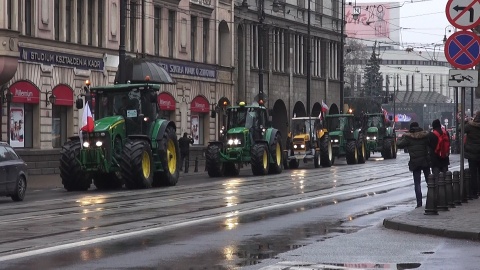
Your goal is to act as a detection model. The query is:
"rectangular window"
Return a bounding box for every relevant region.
[203,18,209,63]
[168,10,176,58]
[98,0,103,47]
[7,0,13,30]
[130,1,137,52]
[191,16,197,62]
[88,0,93,45]
[154,6,161,56]
[66,0,72,42]
[54,0,60,40]
[25,0,32,36]
[77,0,83,44]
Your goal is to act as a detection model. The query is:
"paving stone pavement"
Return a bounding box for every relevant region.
[383,197,480,241]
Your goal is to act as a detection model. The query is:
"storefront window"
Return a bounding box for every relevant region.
[52,106,67,148]
[190,113,203,145]
[10,103,33,148]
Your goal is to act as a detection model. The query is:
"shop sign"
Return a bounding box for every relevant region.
[190,96,210,113]
[9,81,40,104]
[158,92,176,111]
[19,46,104,70]
[158,62,216,79]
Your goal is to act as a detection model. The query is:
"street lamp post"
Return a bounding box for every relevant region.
[118,0,127,84]
[306,0,313,145]
[340,0,345,113]
[257,0,266,102]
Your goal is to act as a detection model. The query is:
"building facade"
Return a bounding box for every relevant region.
[0,0,235,156]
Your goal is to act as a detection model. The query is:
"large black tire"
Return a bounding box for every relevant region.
[314,150,321,168]
[319,134,333,167]
[345,140,358,165]
[206,144,224,177]
[283,151,289,170]
[289,159,299,169]
[392,138,398,159]
[93,172,123,190]
[357,139,366,164]
[224,162,240,176]
[11,175,26,201]
[120,140,153,189]
[382,138,393,159]
[156,126,180,186]
[268,132,283,174]
[59,140,91,191]
[251,143,269,175]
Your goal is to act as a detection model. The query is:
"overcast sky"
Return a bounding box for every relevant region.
[357,0,450,50]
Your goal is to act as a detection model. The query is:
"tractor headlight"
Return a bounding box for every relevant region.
[96,141,103,147]
[331,139,339,143]
[373,136,377,140]
[293,145,297,149]
[228,139,234,145]
[367,136,371,140]
[233,139,240,145]
[300,144,305,149]
[83,142,90,148]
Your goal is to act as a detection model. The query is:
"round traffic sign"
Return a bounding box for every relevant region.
[446,0,480,29]
[444,30,480,69]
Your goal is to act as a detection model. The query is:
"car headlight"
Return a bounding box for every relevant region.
[96,141,103,147]
[83,142,90,148]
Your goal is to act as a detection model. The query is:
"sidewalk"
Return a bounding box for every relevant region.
[383,198,480,241]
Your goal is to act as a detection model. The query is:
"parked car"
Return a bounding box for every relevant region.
[0,142,28,201]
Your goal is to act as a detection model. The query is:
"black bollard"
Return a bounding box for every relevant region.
[463,168,470,203]
[453,171,462,206]
[425,174,438,215]
[194,156,199,172]
[437,172,449,211]
[445,171,455,208]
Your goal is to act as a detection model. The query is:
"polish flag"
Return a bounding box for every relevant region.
[81,102,94,132]
[321,100,329,112]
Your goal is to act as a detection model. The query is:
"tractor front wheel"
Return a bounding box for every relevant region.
[251,144,269,175]
[206,144,224,177]
[357,139,366,164]
[120,140,153,189]
[268,133,283,174]
[59,140,91,191]
[382,138,394,159]
[320,134,333,167]
[346,140,358,165]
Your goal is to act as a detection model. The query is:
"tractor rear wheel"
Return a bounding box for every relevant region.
[320,134,333,167]
[251,143,269,175]
[206,144,224,177]
[382,138,393,159]
[121,140,153,189]
[59,140,91,191]
[392,138,397,159]
[155,126,180,186]
[346,141,358,165]
[268,133,283,174]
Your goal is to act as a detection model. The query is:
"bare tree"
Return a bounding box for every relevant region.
[344,38,369,98]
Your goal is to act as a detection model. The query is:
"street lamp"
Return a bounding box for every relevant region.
[443,25,454,44]
[340,0,345,113]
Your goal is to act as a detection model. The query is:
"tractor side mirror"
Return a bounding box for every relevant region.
[76,98,84,109]
[150,92,158,103]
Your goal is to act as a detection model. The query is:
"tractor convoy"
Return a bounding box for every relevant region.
[58,58,394,190]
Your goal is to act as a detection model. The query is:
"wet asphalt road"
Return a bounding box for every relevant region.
[0,152,472,269]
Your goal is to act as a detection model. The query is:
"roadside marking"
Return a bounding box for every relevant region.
[0,165,462,262]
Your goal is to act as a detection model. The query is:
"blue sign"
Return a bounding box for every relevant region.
[444,30,480,69]
[158,61,216,79]
[19,46,104,70]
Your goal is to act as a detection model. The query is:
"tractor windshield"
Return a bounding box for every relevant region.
[226,107,267,129]
[367,116,384,128]
[95,87,157,135]
[291,119,314,137]
[327,116,352,132]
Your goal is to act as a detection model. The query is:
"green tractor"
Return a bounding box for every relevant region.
[59,82,180,191]
[324,113,366,165]
[285,117,333,169]
[206,101,283,176]
[363,113,397,159]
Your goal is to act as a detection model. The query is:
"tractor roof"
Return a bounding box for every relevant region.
[325,114,354,118]
[91,83,161,91]
[292,117,318,120]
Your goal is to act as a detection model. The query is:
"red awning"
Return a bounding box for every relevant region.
[158,92,176,111]
[190,96,209,113]
[52,84,74,106]
[8,81,40,104]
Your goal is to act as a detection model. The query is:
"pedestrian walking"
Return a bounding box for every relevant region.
[397,122,431,208]
[179,132,194,172]
[428,119,450,180]
[464,111,480,199]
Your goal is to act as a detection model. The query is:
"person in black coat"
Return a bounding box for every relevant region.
[428,119,450,179]
[464,111,480,198]
[397,122,431,208]
[179,132,194,171]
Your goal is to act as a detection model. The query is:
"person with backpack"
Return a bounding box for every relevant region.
[464,111,480,199]
[397,122,431,208]
[428,119,450,182]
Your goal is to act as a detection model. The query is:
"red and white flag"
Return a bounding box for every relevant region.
[81,102,94,133]
[321,100,329,112]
